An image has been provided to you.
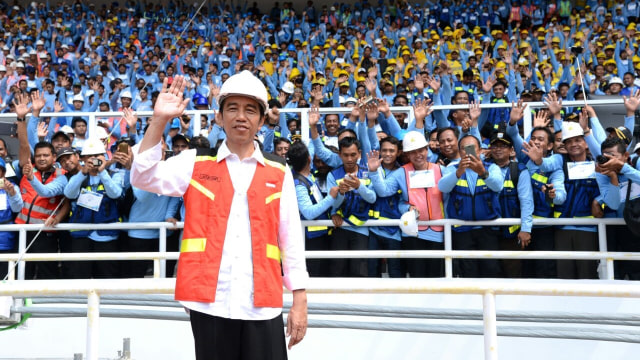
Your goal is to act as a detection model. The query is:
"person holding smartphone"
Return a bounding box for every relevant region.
[438,135,505,278]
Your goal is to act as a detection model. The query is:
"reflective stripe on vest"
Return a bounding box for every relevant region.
[175,156,286,307]
[16,169,64,224]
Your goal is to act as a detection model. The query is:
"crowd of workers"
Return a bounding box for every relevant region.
[1,0,640,280]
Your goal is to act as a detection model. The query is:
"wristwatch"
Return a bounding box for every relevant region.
[16,117,25,122]
[480,170,488,180]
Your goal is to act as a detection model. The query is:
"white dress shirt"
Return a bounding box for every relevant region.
[131,140,308,320]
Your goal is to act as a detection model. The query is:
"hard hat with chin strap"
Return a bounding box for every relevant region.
[217,70,269,113]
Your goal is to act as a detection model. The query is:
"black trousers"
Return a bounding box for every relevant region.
[123,235,159,278]
[452,228,502,278]
[68,236,119,279]
[329,228,368,277]
[607,225,640,280]
[555,229,598,279]
[190,310,287,360]
[402,236,443,278]
[25,231,60,279]
[522,227,557,278]
[305,233,330,277]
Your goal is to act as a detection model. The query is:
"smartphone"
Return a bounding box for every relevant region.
[0,179,5,188]
[463,144,477,158]
[117,142,129,154]
[545,184,554,203]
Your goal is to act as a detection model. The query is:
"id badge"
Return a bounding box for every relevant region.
[567,161,596,180]
[77,188,104,212]
[409,170,436,188]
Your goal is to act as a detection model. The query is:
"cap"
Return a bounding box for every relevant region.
[56,146,76,160]
[561,122,584,142]
[490,131,513,146]
[170,118,181,129]
[51,131,71,142]
[606,126,633,145]
[172,133,190,145]
[402,131,429,152]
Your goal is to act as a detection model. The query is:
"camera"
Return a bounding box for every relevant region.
[91,158,103,167]
[571,46,584,55]
[596,155,609,164]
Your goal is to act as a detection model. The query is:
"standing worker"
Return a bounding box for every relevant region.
[130,72,309,360]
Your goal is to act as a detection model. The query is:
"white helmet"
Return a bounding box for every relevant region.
[400,210,419,237]
[80,137,106,156]
[94,126,109,139]
[218,70,268,112]
[609,76,623,86]
[402,131,428,152]
[120,90,132,99]
[561,121,584,142]
[72,94,84,102]
[282,81,295,94]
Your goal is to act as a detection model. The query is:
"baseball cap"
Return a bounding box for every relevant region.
[606,126,633,145]
[56,146,76,160]
[490,132,513,146]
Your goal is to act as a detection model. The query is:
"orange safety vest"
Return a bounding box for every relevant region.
[403,162,444,232]
[16,168,65,224]
[510,7,522,22]
[175,154,286,307]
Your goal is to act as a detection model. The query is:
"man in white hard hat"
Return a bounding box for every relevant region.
[368,130,446,278]
[131,72,308,359]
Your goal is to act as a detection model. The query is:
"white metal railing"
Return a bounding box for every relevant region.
[2,278,640,360]
[0,218,635,281]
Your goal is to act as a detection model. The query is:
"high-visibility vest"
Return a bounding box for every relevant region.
[174,152,287,307]
[403,162,444,232]
[16,168,65,224]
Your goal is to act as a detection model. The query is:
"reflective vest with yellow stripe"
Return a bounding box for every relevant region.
[403,162,444,232]
[16,168,64,225]
[553,155,600,219]
[293,172,329,239]
[175,152,286,307]
[446,163,501,232]
[498,162,526,238]
[370,167,403,236]
[530,169,554,219]
[68,177,121,238]
[487,97,510,130]
[331,165,371,226]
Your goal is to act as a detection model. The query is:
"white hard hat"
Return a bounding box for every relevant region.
[561,121,584,142]
[219,55,230,63]
[80,137,106,156]
[344,97,357,105]
[0,65,5,72]
[402,131,429,152]
[85,90,95,97]
[120,90,132,98]
[218,70,268,112]
[400,210,419,237]
[94,126,109,139]
[282,81,295,94]
[60,125,74,134]
[72,94,84,102]
[609,76,623,85]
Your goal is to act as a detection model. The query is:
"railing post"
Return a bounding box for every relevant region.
[523,106,532,142]
[17,228,26,280]
[598,223,614,280]
[444,223,453,278]
[86,290,100,360]
[300,108,310,145]
[482,291,498,360]
[6,260,14,280]
[159,225,167,278]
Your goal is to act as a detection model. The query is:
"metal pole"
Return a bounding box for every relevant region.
[159,225,167,278]
[483,291,498,360]
[523,107,532,144]
[444,223,453,278]
[17,228,26,280]
[598,223,614,280]
[86,291,100,360]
